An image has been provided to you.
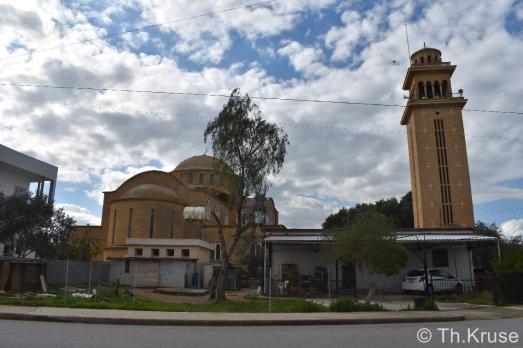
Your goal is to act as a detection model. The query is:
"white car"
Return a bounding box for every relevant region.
[402,269,465,294]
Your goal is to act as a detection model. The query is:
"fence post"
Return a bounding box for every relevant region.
[269,267,272,313]
[328,267,331,311]
[88,260,93,293]
[64,258,69,307]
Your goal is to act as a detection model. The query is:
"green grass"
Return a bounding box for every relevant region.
[434,291,495,306]
[0,288,384,313]
[330,297,383,312]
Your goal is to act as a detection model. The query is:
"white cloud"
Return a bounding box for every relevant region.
[56,203,100,225]
[137,0,336,63]
[278,40,327,77]
[500,219,523,240]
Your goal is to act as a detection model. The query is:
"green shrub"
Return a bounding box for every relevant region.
[412,298,438,311]
[329,297,383,312]
[289,300,325,313]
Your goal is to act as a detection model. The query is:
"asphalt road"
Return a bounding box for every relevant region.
[0,318,521,348]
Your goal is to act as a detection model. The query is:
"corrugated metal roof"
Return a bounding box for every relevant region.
[264,235,333,243]
[264,233,498,244]
[396,234,498,243]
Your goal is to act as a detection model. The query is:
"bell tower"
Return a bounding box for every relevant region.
[401,47,474,229]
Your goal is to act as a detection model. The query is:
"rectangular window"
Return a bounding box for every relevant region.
[111,209,117,244]
[179,174,184,182]
[432,249,449,267]
[434,119,453,225]
[182,249,190,258]
[151,248,160,257]
[135,248,143,256]
[188,173,193,184]
[209,174,214,185]
[220,175,224,187]
[211,244,221,260]
[224,209,229,225]
[128,208,133,238]
[149,208,155,238]
[125,260,131,273]
[199,173,204,184]
[166,249,174,257]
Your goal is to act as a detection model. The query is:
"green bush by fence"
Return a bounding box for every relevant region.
[493,272,523,305]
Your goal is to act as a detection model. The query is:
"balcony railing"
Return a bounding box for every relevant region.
[410,61,452,67]
[407,92,464,101]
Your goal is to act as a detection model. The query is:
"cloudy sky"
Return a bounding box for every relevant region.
[0,0,522,238]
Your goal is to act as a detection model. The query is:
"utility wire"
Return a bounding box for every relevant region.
[4,96,523,142]
[2,82,523,116]
[0,0,276,62]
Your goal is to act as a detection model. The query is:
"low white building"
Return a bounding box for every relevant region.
[264,228,498,294]
[0,144,58,256]
[109,238,215,288]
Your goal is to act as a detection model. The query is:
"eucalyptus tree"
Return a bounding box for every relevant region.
[204,88,289,300]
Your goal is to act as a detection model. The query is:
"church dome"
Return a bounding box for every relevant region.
[174,154,219,171]
[121,184,180,202]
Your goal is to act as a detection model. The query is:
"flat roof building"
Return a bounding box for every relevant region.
[0,144,58,202]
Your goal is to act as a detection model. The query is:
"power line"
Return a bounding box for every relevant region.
[4,96,523,142]
[2,82,523,116]
[0,0,276,62]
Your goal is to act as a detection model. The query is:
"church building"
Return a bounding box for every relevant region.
[75,154,278,288]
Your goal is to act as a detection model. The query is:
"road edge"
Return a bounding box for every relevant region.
[0,311,465,326]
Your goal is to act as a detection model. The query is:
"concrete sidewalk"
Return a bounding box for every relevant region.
[0,305,465,326]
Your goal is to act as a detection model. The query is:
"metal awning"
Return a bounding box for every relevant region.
[264,235,333,244]
[396,234,498,244]
[264,233,498,245]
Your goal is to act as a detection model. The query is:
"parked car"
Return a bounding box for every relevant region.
[402,269,465,294]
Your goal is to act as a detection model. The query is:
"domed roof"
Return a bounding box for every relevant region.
[174,154,219,171]
[121,184,181,202]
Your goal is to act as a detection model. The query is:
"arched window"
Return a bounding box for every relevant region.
[434,81,441,98]
[420,56,425,64]
[426,81,433,98]
[442,80,448,98]
[199,173,204,185]
[128,208,133,238]
[428,55,431,63]
[418,81,426,98]
[188,173,193,184]
[170,209,175,238]
[149,208,155,238]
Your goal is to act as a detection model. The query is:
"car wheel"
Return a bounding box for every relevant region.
[454,283,464,294]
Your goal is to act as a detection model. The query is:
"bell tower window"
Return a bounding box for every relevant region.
[434,81,441,98]
[426,81,433,98]
[418,81,426,98]
[442,80,448,98]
